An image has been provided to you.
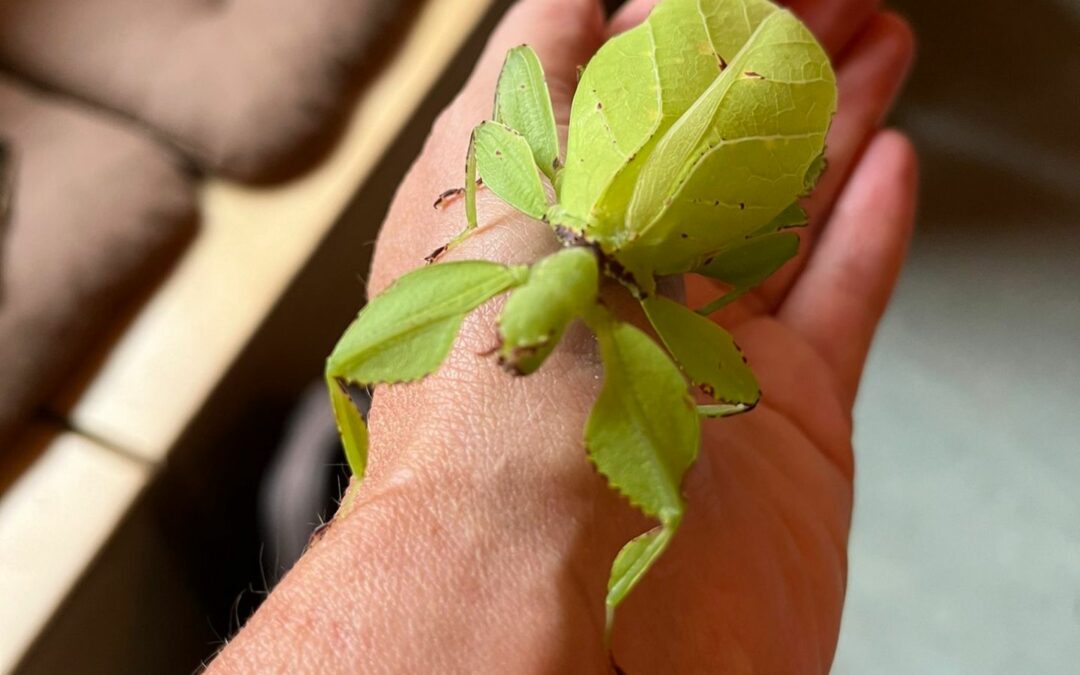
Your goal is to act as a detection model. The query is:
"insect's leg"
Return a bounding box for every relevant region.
[425,129,480,263]
[464,126,479,233]
[642,295,760,417]
[694,231,800,315]
[325,371,368,478]
[432,186,464,210]
[431,121,550,264]
[696,402,756,418]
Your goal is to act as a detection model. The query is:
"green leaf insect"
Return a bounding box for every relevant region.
[326,0,836,649]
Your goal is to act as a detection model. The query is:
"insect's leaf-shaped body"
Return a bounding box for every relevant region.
[618,9,835,279]
[643,295,759,408]
[498,247,599,374]
[494,45,561,181]
[585,0,782,242]
[559,0,789,229]
[326,261,528,475]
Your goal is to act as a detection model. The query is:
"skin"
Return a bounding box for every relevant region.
[208,0,916,672]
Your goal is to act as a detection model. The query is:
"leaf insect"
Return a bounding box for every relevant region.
[326,0,837,649]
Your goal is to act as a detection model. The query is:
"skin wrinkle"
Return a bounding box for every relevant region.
[713,404,853,553]
[693,415,851,667]
[744,408,851,598]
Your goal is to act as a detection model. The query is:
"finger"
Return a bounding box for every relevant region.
[784,0,880,56]
[370,0,605,291]
[699,10,914,321]
[608,0,879,58]
[778,129,918,406]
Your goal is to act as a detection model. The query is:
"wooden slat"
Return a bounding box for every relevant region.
[0,426,149,674]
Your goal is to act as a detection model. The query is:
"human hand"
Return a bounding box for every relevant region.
[213,1,915,672]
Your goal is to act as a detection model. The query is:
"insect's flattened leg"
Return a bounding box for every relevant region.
[694,231,800,315]
[432,121,549,263]
[604,517,680,648]
[642,295,761,411]
[326,372,369,478]
[493,45,560,182]
[462,127,480,235]
[325,261,528,473]
[472,120,549,221]
[694,286,746,316]
[696,402,756,418]
[581,306,699,642]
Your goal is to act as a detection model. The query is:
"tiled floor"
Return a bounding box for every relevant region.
[832,0,1080,671]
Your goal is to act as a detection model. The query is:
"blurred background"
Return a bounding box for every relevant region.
[0,0,1076,673]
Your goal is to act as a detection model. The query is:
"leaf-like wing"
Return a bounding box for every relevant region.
[494,45,561,181]
[643,296,759,409]
[474,120,550,221]
[558,20,660,228]
[583,307,699,634]
[559,0,784,235]
[619,7,835,276]
[498,247,598,374]
[695,231,799,314]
